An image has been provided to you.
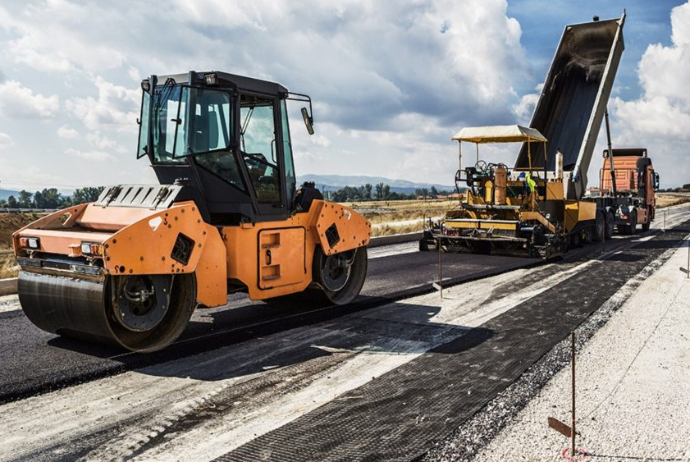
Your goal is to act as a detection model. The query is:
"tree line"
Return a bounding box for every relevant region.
[0,187,105,209]
[325,183,455,202]
[0,182,462,208]
[658,184,690,193]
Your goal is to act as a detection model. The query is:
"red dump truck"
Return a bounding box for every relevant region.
[586,147,659,238]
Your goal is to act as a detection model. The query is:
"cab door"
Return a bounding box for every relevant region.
[239,95,287,217]
[258,227,307,289]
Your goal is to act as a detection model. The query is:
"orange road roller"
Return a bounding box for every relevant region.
[13,71,371,352]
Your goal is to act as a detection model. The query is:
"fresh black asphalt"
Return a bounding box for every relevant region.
[217,223,690,462]
[0,248,536,403]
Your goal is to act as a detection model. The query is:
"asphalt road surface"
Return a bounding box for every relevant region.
[0,240,536,403]
[1,203,688,462]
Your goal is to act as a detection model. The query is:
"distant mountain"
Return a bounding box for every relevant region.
[0,189,20,201]
[297,174,456,195]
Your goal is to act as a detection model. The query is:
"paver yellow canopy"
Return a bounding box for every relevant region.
[13,71,371,352]
[452,125,547,144]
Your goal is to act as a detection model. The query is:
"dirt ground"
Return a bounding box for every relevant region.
[0,213,41,279]
[342,199,462,237]
[345,199,461,224]
[0,213,40,249]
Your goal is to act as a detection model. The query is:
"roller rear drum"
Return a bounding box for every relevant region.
[19,271,196,352]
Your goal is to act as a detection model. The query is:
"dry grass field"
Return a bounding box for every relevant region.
[656,193,690,208]
[343,198,462,237]
[0,255,17,279]
[355,194,690,237]
[0,193,685,277]
[0,213,40,278]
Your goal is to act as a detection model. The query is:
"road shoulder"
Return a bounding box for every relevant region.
[471,239,690,461]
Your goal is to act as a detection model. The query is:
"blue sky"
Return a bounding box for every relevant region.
[509,0,681,99]
[0,0,689,190]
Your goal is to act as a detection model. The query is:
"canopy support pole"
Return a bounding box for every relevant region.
[541,141,548,183]
[528,140,535,211]
[458,142,462,173]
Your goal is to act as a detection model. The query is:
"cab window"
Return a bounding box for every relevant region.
[173,87,232,157]
[195,151,246,192]
[152,86,244,190]
[150,84,185,164]
[281,100,296,207]
[240,96,281,204]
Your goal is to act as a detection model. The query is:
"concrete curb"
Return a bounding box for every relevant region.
[368,232,422,248]
[0,278,18,296]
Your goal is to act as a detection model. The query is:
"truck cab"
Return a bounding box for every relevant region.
[600,148,659,231]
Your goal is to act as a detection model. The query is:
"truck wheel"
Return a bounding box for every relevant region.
[594,211,605,242]
[583,227,594,245]
[629,210,637,235]
[605,211,615,239]
[315,246,368,305]
[642,206,653,231]
[107,274,197,352]
[419,239,437,252]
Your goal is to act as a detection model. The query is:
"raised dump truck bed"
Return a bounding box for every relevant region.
[515,15,625,201]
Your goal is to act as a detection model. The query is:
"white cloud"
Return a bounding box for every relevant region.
[1,1,127,73]
[0,0,532,186]
[310,134,331,148]
[636,3,690,111]
[166,0,527,130]
[0,132,12,150]
[86,131,127,153]
[611,1,690,187]
[0,157,69,189]
[512,83,543,123]
[66,148,116,162]
[613,96,690,140]
[127,66,141,82]
[57,126,79,139]
[66,77,139,131]
[293,149,319,163]
[0,80,60,119]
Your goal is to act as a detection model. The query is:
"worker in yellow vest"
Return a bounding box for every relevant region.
[525,172,536,193]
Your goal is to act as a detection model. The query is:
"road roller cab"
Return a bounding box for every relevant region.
[13,71,371,352]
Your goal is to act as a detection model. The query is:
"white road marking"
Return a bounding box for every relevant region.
[367,241,418,258]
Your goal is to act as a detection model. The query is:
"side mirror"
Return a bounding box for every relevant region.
[653,172,660,190]
[301,107,314,135]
